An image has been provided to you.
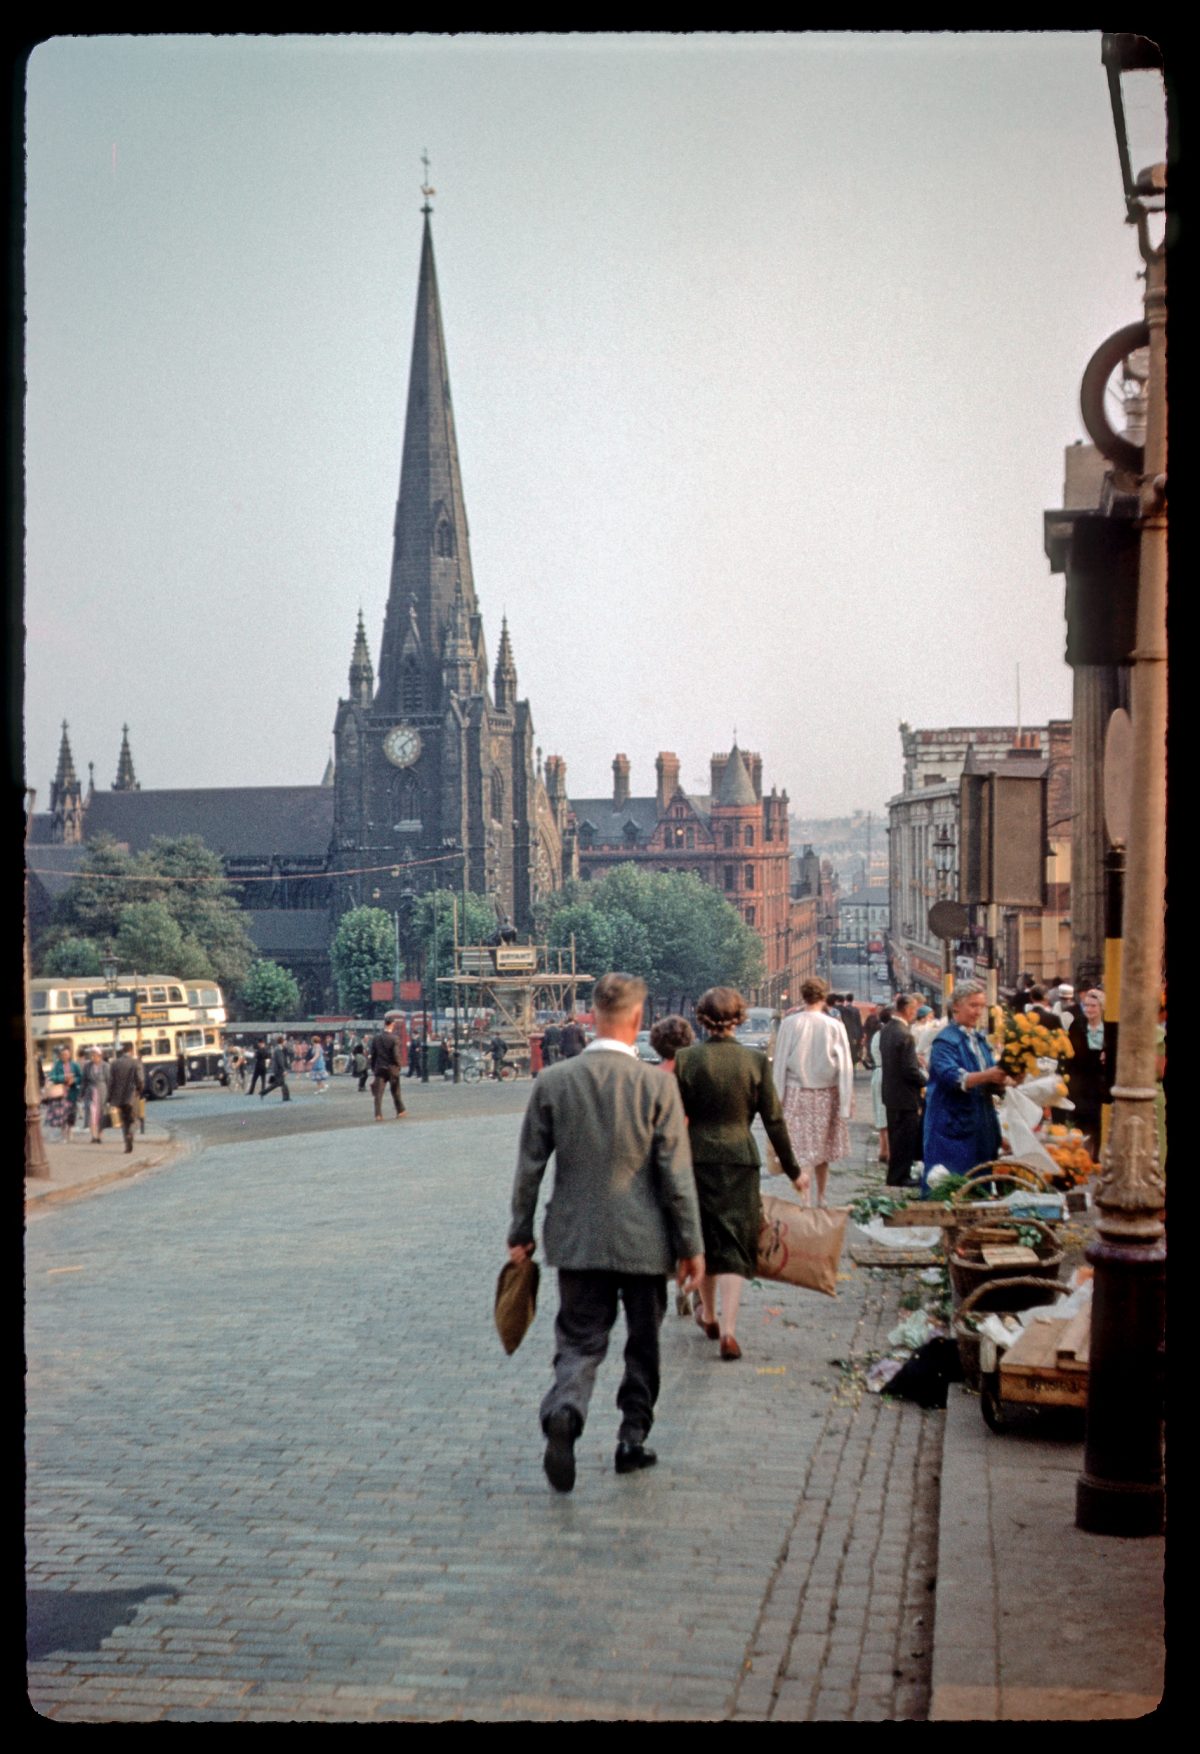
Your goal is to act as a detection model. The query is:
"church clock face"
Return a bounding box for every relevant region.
[382,724,422,768]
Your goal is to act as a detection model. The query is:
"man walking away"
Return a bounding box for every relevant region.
[880,993,926,1189]
[107,1041,145,1154]
[264,1034,291,1102]
[248,1039,269,1096]
[541,1020,562,1067]
[371,1012,407,1120]
[558,1014,586,1060]
[507,972,705,1493]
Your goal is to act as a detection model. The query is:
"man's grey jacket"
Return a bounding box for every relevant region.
[508,1047,704,1275]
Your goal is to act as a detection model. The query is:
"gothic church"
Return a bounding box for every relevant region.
[30,207,574,1006]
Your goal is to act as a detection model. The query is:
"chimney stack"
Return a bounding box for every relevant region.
[655,751,681,813]
[612,753,631,809]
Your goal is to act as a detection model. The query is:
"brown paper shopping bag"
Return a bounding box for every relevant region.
[757,1195,849,1297]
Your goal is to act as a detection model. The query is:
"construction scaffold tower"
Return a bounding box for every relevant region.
[444,934,592,1072]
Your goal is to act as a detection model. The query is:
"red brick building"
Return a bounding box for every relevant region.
[569,747,793,1005]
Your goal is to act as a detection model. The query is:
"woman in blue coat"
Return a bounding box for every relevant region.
[923,982,1009,1177]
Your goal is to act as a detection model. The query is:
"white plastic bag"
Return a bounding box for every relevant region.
[999,1087,1060,1178]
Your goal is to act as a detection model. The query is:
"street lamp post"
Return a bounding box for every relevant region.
[933,826,955,1004]
[1074,33,1167,1538]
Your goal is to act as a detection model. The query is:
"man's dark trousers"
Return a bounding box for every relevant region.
[372,1069,405,1117]
[248,1065,266,1096]
[886,1109,922,1186]
[540,1271,668,1444]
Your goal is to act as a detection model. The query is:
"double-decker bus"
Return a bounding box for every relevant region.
[181,982,229,1082]
[30,975,222,1099]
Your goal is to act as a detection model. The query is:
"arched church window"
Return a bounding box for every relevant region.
[392,771,421,825]
[491,770,505,823]
[401,661,424,714]
[435,519,454,557]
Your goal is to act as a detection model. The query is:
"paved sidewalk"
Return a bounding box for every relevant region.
[26,1117,181,1212]
[931,1384,1164,1720]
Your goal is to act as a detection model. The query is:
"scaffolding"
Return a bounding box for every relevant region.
[443,932,591,1071]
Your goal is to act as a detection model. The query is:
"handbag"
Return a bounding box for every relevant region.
[757,1195,849,1297]
[45,1082,66,1099]
[494,1255,540,1355]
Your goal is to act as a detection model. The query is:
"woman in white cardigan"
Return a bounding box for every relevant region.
[773,976,854,1207]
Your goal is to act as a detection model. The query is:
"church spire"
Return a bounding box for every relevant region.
[113,723,140,791]
[53,720,78,794]
[349,608,374,706]
[493,614,517,713]
[377,208,477,714]
[50,720,84,845]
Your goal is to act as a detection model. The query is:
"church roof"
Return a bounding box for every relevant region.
[25,842,89,896]
[245,909,333,955]
[568,793,716,846]
[83,787,334,859]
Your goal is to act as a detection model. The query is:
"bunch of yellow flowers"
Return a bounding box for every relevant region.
[998,1008,1074,1081]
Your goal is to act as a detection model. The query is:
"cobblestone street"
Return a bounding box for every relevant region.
[26,1081,941,1721]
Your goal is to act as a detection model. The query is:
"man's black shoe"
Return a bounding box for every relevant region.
[543,1409,578,1492]
[614,1441,657,1474]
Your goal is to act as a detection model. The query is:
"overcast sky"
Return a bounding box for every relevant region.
[24,32,1147,819]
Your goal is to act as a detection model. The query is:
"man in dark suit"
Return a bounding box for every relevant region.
[507,972,705,1493]
[263,1034,291,1103]
[557,1015,586,1059]
[880,993,927,1189]
[370,1013,407,1119]
[107,1041,145,1154]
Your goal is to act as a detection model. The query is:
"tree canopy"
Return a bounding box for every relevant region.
[330,907,395,1016]
[538,863,763,1008]
[240,959,302,1021]
[40,833,256,991]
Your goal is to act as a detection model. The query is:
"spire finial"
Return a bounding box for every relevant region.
[421,148,435,214]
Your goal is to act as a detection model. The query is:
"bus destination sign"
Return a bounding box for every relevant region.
[87,990,138,1019]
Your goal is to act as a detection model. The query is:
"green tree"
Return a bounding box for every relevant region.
[40,935,105,977]
[113,900,187,975]
[240,959,302,1020]
[48,833,135,945]
[542,864,764,1010]
[138,837,255,991]
[46,831,255,992]
[330,907,396,1015]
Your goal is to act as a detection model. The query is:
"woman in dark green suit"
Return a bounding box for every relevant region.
[675,988,807,1359]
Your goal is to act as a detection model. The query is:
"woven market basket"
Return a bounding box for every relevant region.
[949,1216,1064,1304]
[953,1275,1071,1391]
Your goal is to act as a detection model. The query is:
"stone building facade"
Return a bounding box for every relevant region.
[887,722,1073,1000]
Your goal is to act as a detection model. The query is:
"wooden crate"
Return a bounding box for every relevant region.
[883,1205,958,1228]
[998,1313,1089,1409]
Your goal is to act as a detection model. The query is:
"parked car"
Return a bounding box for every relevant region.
[633,1031,662,1064]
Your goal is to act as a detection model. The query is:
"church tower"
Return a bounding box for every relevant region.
[332,197,552,929]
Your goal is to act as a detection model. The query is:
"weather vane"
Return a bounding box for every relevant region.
[421,149,436,213]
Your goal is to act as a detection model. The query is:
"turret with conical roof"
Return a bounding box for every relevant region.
[50,720,84,844]
[113,723,140,791]
[716,744,757,807]
[376,211,478,715]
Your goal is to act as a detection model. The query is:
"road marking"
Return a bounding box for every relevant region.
[47,1265,85,1275]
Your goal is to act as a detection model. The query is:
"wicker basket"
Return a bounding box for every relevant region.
[953,1275,1070,1390]
[962,1160,1050,1194]
[948,1216,1064,1304]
